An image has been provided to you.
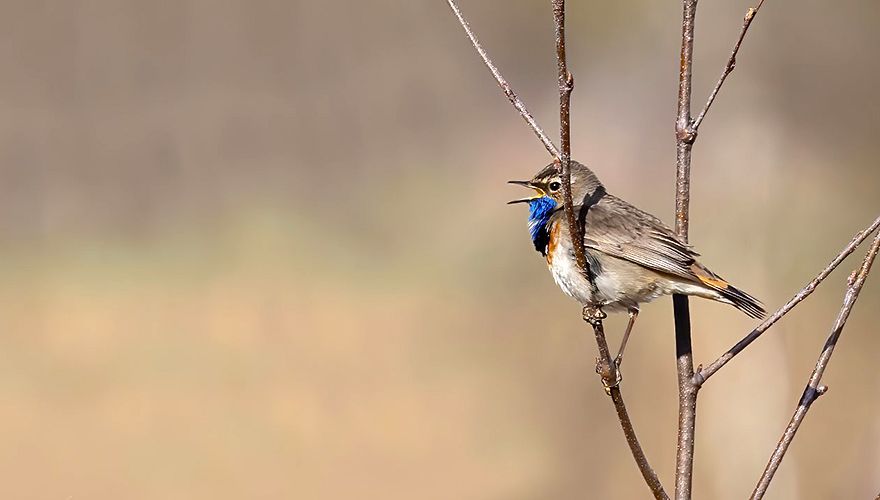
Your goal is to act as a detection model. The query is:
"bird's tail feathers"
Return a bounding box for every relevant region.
[692,265,766,319]
[717,284,766,319]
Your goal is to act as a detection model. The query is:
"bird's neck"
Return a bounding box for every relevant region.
[527,197,557,254]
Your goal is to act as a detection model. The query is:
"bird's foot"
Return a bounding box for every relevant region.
[595,356,622,395]
[582,304,607,326]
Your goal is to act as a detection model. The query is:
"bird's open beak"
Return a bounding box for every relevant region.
[507,180,544,205]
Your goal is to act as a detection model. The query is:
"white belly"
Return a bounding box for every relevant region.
[547,237,595,305]
[547,235,693,312]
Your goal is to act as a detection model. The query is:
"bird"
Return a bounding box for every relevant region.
[509,161,765,366]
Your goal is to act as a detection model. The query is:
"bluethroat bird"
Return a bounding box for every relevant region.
[509,161,765,365]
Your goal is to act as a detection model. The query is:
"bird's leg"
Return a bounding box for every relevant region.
[614,309,639,369]
[582,304,620,393]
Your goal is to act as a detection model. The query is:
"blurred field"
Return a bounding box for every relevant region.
[0,1,878,499]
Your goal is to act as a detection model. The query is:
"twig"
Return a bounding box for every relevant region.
[673,0,698,498]
[608,386,667,498]
[446,0,560,158]
[672,295,696,500]
[691,0,767,132]
[751,230,880,499]
[695,214,880,385]
[551,1,667,498]
[591,314,669,499]
[551,0,584,276]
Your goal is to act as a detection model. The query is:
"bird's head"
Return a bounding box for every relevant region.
[507,160,604,208]
[508,161,605,249]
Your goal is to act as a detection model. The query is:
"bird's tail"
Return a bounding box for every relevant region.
[691,264,766,319]
[717,283,766,319]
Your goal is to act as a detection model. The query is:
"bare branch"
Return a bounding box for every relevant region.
[673,0,699,498]
[446,0,560,158]
[674,0,697,226]
[691,0,767,132]
[751,230,880,499]
[672,295,696,500]
[551,2,667,497]
[591,317,669,500]
[608,387,668,499]
[695,214,880,385]
[551,0,584,276]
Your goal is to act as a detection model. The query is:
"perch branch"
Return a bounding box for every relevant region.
[695,214,880,385]
[446,0,560,158]
[608,387,667,499]
[551,1,667,497]
[551,0,583,276]
[581,308,668,499]
[673,0,698,498]
[750,229,880,499]
[691,0,767,132]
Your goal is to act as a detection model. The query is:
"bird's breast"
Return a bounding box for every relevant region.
[545,220,561,266]
[545,221,593,304]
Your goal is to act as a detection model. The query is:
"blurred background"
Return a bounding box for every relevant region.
[0,0,878,498]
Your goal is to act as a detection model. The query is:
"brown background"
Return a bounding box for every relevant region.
[1,0,878,498]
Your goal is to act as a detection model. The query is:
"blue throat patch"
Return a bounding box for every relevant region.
[527,196,557,255]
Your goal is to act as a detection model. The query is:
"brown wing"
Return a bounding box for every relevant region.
[581,195,710,284]
[580,195,765,318]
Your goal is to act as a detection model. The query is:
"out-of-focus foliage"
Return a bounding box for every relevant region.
[0,1,878,498]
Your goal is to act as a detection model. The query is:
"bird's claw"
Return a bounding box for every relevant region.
[582,305,607,326]
[595,356,622,395]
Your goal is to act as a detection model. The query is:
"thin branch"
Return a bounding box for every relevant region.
[751,230,880,500]
[673,0,698,498]
[695,214,880,385]
[446,0,560,158]
[674,0,698,222]
[671,1,775,496]
[593,318,670,500]
[609,387,667,498]
[691,0,767,132]
[672,294,696,500]
[550,0,584,277]
[551,1,667,497]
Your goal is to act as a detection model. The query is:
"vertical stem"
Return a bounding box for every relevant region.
[552,2,667,498]
[673,294,696,499]
[674,1,698,499]
[551,0,585,275]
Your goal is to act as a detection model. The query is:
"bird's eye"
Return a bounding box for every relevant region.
[548,181,561,192]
